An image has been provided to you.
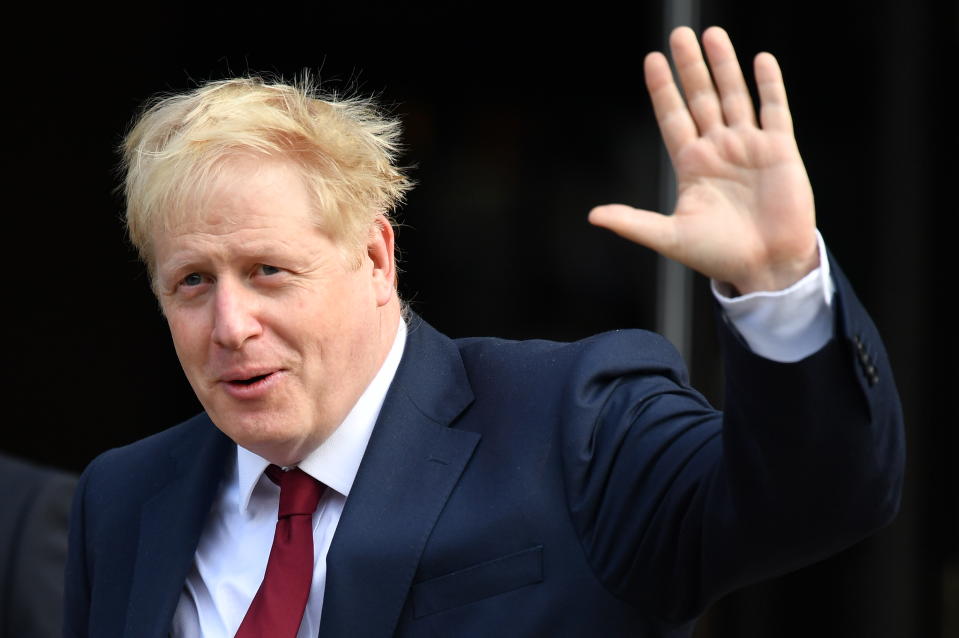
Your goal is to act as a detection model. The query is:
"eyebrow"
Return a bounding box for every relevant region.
[158,240,313,275]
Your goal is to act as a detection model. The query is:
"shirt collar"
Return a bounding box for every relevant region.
[236,317,407,513]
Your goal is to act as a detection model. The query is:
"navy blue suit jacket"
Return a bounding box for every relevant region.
[64,258,904,637]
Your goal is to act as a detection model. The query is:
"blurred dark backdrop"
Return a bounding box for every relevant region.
[1,1,954,636]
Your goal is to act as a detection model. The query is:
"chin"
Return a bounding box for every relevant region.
[212,412,305,455]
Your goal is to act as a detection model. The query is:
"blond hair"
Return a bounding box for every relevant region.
[120,75,412,268]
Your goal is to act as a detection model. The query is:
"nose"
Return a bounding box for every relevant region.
[211,279,263,350]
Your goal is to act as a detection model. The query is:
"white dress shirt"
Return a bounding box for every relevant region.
[171,233,834,637]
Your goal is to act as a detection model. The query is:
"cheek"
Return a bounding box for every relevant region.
[294,285,370,354]
[167,314,208,364]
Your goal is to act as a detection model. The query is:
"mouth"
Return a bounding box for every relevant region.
[230,372,273,386]
[219,369,285,398]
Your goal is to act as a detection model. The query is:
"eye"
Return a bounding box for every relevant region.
[182,273,204,287]
[258,264,281,276]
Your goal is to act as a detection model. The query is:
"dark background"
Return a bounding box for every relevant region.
[2,1,954,636]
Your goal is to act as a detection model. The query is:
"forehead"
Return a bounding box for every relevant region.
[182,155,311,227]
[152,157,326,261]
[161,156,316,232]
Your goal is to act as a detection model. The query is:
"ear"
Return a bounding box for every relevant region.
[367,213,397,307]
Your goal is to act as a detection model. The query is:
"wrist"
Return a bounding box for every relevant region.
[726,238,820,296]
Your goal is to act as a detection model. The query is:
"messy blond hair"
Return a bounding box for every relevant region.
[120,75,412,269]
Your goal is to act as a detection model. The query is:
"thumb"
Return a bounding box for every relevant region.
[588,204,677,255]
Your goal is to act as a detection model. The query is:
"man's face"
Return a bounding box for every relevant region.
[153,156,397,465]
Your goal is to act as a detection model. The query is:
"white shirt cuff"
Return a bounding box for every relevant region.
[711,231,835,363]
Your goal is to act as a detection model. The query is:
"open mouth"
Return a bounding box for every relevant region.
[233,373,271,386]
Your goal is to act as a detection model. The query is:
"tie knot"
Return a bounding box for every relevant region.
[265,465,325,518]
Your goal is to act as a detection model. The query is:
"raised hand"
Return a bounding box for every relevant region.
[588,26,819,295]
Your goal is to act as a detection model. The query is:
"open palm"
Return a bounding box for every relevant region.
[590,26,818,295]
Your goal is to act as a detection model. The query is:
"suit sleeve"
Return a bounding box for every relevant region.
[561,254,905,622]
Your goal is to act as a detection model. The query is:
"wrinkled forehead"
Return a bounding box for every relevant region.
[143,154,365,277]
[149,156,328,252]
[157,155,306,227]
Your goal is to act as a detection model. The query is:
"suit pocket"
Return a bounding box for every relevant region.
[411,545,544,618]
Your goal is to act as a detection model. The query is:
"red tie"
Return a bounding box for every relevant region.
[235,465,325,638]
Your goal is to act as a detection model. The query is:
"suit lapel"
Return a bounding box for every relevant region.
[320,316,479,637]
[123,418,233,638]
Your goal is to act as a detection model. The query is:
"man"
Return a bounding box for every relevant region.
[0,453,75,638]
[64,26,904,637]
